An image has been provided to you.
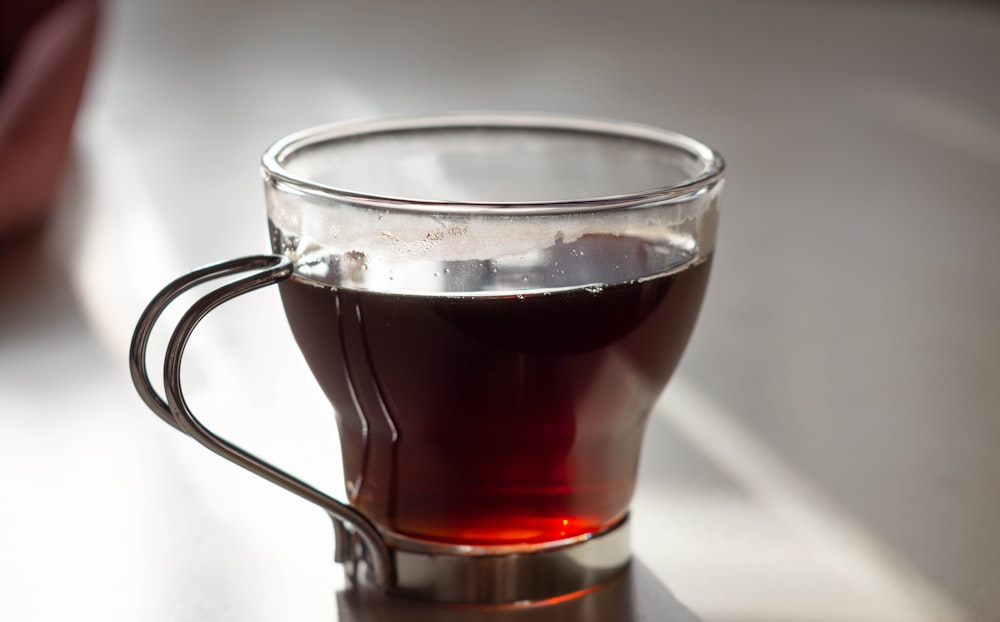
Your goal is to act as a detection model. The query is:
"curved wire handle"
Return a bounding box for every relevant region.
[128,254,393,590]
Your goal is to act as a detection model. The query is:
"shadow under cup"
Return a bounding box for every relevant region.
[262,114,724,554]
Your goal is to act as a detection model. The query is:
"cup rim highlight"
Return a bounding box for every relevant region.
[260,111,725,215]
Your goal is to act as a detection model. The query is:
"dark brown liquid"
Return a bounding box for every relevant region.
[280,240,711,545]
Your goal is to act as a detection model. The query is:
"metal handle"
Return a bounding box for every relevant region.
[128,254,393,590]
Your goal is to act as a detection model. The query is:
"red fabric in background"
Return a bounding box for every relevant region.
[0,0,99,241]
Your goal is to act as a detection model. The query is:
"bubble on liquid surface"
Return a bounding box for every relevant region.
[584,285,604,294]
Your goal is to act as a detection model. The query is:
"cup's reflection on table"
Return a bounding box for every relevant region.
[130,113,724,606]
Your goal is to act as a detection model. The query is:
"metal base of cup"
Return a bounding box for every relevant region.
[342,516,632,605]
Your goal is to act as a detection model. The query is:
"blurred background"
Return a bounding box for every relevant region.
[1,0,998,620]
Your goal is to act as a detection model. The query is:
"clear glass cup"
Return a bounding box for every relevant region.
[131,112,724,604]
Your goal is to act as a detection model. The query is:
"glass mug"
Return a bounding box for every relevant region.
[130,113,724,604]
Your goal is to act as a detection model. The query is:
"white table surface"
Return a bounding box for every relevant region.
[1,1,998,620]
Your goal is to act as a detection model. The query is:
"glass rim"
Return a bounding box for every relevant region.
[260,111,726,214]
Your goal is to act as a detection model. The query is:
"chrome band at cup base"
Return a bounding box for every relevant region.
[344,516,632,604]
